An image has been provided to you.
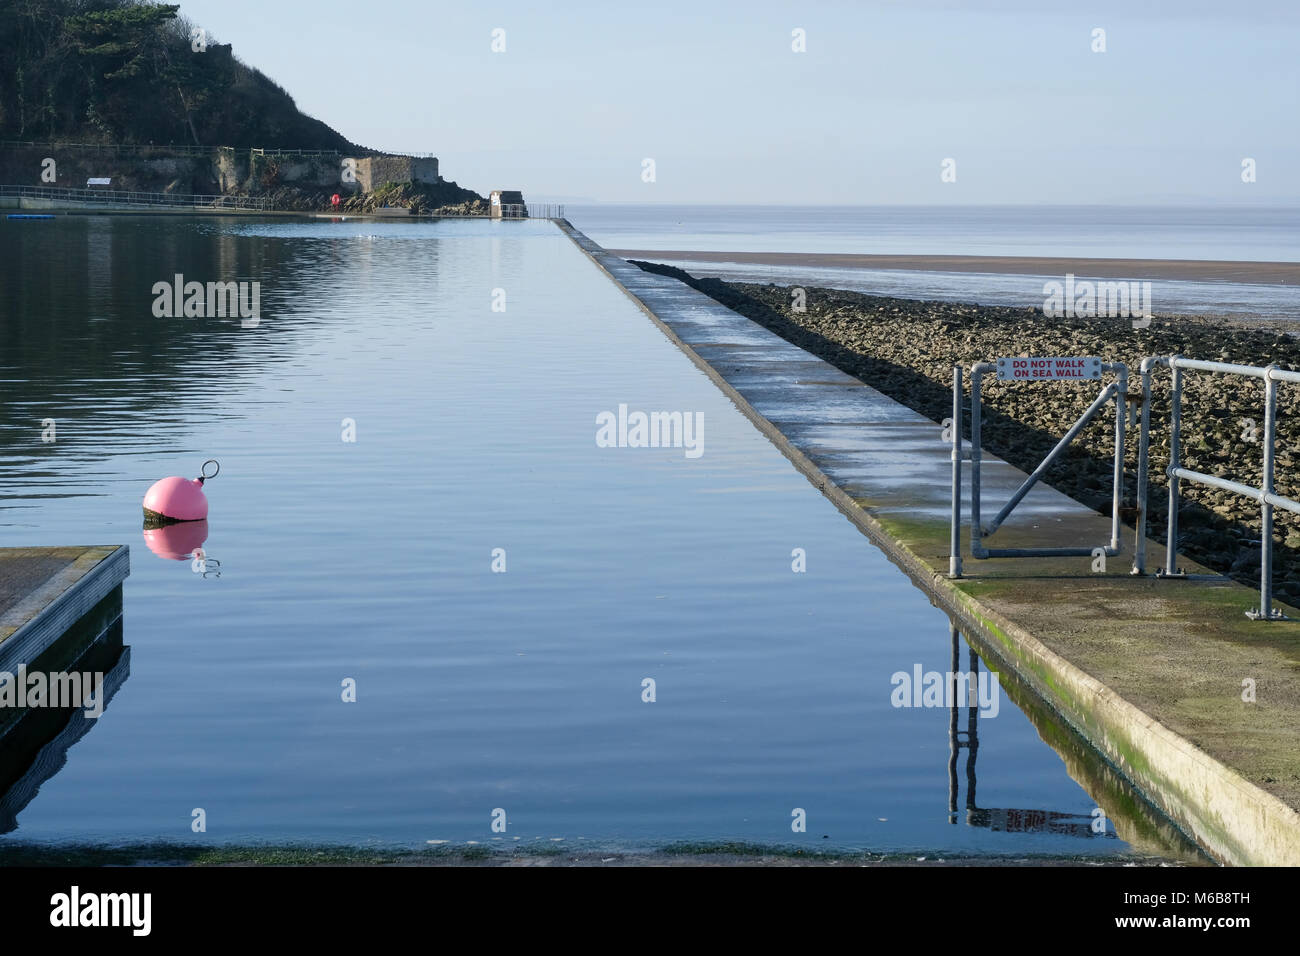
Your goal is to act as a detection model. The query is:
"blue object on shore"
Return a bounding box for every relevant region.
[7,214,55,220]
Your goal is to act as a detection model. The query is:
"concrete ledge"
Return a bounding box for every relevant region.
[557,219,1300,865]
[0,546,130,672]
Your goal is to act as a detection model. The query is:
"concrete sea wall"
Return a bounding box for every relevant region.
[557,220,1300,866]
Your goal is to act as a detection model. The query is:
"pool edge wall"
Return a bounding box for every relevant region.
[555,219,1300,867]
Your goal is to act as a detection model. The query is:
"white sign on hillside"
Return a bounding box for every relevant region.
[997,356,1101,381]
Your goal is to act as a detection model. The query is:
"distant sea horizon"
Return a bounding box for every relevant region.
[564,203,1300,319]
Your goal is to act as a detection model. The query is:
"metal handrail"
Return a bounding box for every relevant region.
[952,360,1128,571]
[492,203,565,220]
[1132,355,1299,619]
[491,204,564,221]
[0,183,271,210]
[368,150,437,159]
[0,141,416,158]
[250,147,343,157]
[1,140,218,155]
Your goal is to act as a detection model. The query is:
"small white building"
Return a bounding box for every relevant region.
[489,190,527,219]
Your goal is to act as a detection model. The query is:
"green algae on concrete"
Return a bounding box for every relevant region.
[977,646,1211,864]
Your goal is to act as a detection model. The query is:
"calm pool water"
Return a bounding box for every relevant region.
[0,215,1198,858]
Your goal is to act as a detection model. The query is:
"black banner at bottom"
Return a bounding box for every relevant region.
[1,862,1274,942]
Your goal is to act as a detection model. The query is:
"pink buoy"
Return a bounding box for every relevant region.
[143,459,219,524]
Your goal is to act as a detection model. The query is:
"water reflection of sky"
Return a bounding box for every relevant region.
[0,216,1196,858]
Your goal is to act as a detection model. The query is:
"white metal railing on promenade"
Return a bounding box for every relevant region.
[1132,356,1300,620]
[0,183,271,210]
[950,358,1128,577]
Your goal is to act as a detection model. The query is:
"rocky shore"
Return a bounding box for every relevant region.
[632,261,1300,606]
[259,179,488,216]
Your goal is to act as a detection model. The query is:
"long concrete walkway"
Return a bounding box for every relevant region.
[560,221,1300,866]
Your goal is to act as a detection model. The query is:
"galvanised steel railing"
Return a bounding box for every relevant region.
[1,142,428,160]
[1132,356,1300,620]
[950,360,1128,576]
[492,203,565,220]
[1,141,365,157]
[364,150,438,159]
[248,147,343,157]
[0,183,271,210]
[2,140,220,156]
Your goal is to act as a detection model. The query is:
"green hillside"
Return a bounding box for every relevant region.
[0,0,361,150]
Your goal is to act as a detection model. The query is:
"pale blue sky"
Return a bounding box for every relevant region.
[178,0,1298,204]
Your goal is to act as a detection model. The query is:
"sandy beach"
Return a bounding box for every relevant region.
[611,250,1300,285]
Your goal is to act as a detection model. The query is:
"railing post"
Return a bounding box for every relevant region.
[1256,368,1279,619]
[970,365,984,558]
[950,366,963,578]
[1111,364,1127,551]
[1163,361,1183,576]
[1133,360,1154,574]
